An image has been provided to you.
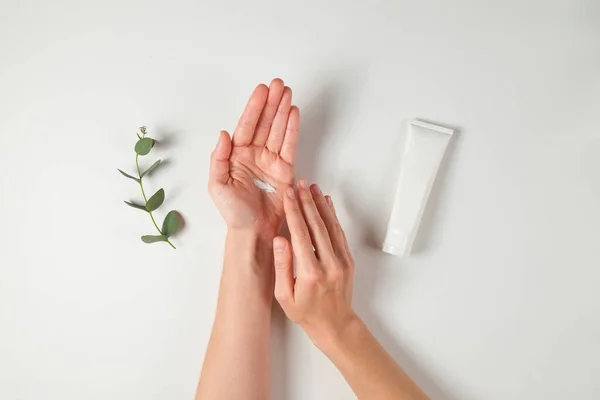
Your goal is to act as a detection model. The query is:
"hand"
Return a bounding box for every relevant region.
[209,79,300,240]
[272,180,356,349]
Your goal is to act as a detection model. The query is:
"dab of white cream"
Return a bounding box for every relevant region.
[253,179,276,193]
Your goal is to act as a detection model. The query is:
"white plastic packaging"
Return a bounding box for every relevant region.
[382,119,454,256]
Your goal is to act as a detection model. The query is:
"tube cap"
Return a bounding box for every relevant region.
[382,229,412,256]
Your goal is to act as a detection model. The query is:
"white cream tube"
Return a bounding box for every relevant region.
[382,120,454,256]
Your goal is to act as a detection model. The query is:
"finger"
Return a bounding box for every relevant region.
[325,195,353,264]
[252,78,285,147]
[273,236,295,308]
[297,179,334,259]
[283,186,317,269]
[310,185,346,258]
[279,106,300,164]
[208,130,232,191]
[265,86,292,153]
[233,84,269,146]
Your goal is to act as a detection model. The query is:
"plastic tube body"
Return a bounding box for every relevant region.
[382,120,454,256]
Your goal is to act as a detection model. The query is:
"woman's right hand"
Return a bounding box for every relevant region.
[273,180,428,400]
[272,179,356,349]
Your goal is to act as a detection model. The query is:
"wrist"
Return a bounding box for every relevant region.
[305,312,362,354]
[226,226,278,244]
[224,229,274,276]
[226,228,274,245]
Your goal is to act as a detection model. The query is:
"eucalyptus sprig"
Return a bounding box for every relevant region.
[118,126,180,249]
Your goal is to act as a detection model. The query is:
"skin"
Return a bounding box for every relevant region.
[274,181,429,400]
[195,79,427,400]
[196,78,297,400]
[209,81,298,239]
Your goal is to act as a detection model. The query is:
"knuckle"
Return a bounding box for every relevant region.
[299,189,312,201]
[333,221,343,234]
[328,268,344,282]
[346,256,355,271]
[327,270,344,283]
[292,227,311,240]
[304,268,324,284]
[312,220,328,234]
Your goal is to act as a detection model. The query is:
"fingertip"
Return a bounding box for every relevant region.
[310,183,322,197]
[279,106,300,164]
[215,130,231,155]
[273,236,288,252]
[297,179,308,189]
[253,83,269,101]
[219,129,230,142]
[287,106,300,125]
[270,78,284,88]
[327,196,337,214]
[273,237,292,274]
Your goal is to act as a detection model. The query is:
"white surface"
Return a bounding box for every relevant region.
[383,120,454,256]
[1,1,599,399]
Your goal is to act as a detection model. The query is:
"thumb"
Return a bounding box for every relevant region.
[208,130,232,190]
[273,236,295,310]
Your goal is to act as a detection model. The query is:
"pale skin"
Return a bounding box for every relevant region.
[195,79,428,400]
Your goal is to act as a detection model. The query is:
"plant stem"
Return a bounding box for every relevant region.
[136,154,176,249]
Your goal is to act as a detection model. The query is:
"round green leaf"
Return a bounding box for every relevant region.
[141,235,167,243]
[145,188,164,211]
[135,138,154,155]
[161,210,180,237]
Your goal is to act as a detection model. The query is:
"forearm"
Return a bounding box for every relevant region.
[196,230,274,400]
[321,316,428,400]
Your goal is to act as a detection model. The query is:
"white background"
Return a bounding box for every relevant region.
[1,0,599,399]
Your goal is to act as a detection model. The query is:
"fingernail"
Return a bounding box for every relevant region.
[325,196,333,207]
[298,179,308,189]
[327,196,336,212]
[287,187,295,199]
[310,184,322,195]
[215,132,222,148]
[274,238,286,251]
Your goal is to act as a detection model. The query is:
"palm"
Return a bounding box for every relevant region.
[209,80,300,238]
[223,145,294,234]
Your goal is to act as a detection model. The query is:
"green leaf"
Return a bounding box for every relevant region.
[141,159,161,178]
[124,200,147,211]
[135,138,154,155]
[141,235,167,243]
[162,210,180,237]
[139,126,147,135]
[145,188,164,211]
[118,169,140,183]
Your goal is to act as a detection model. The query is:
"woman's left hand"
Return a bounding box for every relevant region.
[208,79,300,240]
